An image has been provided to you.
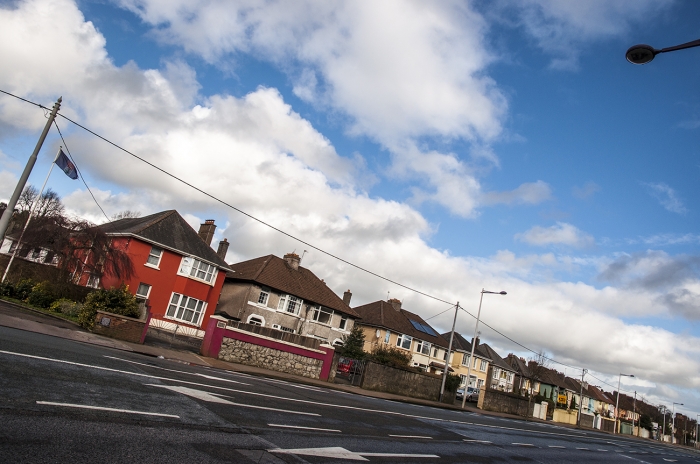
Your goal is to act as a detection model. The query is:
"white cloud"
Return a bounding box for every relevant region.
[572,181,600,199]
[0,0,698,399]
[644,182,687,214]
[482,180,552,206]
[515,222,595,248]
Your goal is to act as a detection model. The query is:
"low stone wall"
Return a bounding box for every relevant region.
[601,417,615,432]
[480,389,533,416]
[580,413,594,429]
[219,337,323,379]
[360,362,446,401]
[92,310,150,344]
[553,409,578,425]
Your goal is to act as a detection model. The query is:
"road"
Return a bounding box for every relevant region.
[0,325,698,463]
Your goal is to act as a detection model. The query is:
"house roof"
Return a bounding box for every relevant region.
[225,254,358,318]
[444,332,492,360]
[99,210,230,270]
[353,300,449,348]
[587,385,614,404]
[504,354,532,378]
[478,343,517,373]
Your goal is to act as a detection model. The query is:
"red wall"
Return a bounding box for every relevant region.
[101,237,225,330]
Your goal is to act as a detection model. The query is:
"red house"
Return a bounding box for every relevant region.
[94,210,231,337]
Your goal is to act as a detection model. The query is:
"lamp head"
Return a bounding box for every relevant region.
[626,44,657,64]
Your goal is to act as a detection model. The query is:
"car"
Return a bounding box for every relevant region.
[456,386,480,402]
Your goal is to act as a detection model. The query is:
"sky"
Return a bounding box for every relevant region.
[0,0,699,417]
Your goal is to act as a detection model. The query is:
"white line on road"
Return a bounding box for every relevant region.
[463,439,492,444]
[512,443,535,447]
[576,447,589,450]
[269,446,439,460]
[268,424,341,432]
[104,356,249,385]
[389,435,432,439]
[548,445,565,448]
[36,401,180,418]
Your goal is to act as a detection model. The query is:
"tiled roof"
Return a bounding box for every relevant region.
[587,385,614,404]
[99,210,230,270]
[444,332,492,360]
[226,254,358,317]
[353,300,449,348]
[479,343,516,373]
[504,354,531,377]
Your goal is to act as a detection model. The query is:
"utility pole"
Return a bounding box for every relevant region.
[0,97,61,243]
[577,368,587,428]
[439,302,459,402]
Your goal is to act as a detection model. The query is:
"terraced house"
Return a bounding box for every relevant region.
[215,252,358,345]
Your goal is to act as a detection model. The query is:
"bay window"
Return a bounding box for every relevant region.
[166,293,206,326]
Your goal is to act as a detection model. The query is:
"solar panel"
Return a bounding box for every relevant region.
[409,319,438,337]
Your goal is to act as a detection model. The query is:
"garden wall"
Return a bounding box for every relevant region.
[91,309,150,344]
[360,362,448,402]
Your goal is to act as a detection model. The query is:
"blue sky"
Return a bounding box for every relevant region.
[0,0,699,414]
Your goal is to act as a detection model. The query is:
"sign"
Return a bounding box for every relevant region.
[557,394,567,404]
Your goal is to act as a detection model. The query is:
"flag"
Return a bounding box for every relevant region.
[55,148,78,180]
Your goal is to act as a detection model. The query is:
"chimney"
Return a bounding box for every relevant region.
[217,238,229,261]
[283,252,300,270]
[198,219,216,246]
[388,298,401,311]
[343,290,352,306]
[471,336,480,349]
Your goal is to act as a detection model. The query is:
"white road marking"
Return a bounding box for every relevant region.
[147,384,319,416]
[463,439,492,444]
[548,445,565,448]
[598,449,608,451]
[576,447,589,450]
[512,443,535,447]
[104,356,249,385]
[269,446,439,461]
[389,435,432,439]
[268,424,341,432]
[36,401,179,418]
[662,460,678,462]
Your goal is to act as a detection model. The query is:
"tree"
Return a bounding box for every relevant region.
[336,325,366,359]
[6,186,64,235]
[526,351,552,419]
[111,210,140,220]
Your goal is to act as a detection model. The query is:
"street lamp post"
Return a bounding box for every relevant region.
[614,373,634,434]
[695,414,699,450]
[661,406,667,442]
[626,38,700,64]
[672,402,684,445]
[460,289,507,409]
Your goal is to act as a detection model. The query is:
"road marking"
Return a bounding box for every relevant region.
[147,384,319,416]
[389,435,432,439]
[662,460,678,462]
[512,443,535,447]
[598,449,608,451]
[105,356,249,385]
[548,445,565,448]
[268,424,341,432]
[463,439,492,444]
[576,447,589,450]
[36,401,180,418]
[269,446,439,461]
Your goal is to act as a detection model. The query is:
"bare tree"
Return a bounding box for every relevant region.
[111,210,140,221]
[526,351,552,420]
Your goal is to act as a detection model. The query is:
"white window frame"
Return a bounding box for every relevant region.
[277,294,303,315]
[136,283,151,299]
[396,333,412,350]
[338,315,348,330]
[178,256,217,284]
[86,274,100,289]
[146,246,163,268]
[461,354,471,367]
[415,340,431,355]
[247,315,265,326]
[479,359,487,372]
[165,292,207,326]
[257,287,270,306]
[310,305,333,325]
[384,330,391,344]
[272,324,295,333]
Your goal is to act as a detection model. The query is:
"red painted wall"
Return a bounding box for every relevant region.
[100,237,225,330]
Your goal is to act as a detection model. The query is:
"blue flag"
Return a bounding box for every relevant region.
[55,149,78,180]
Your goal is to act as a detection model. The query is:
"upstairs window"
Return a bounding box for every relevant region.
[136,283,151,300]
[461,355,470,367]
[278,294,303,315]
[310,306,333,325]
[179,256,216,283]
[257,287,270,306]
[146,246,163,267]
[415,340,431,355]
[396,333,412,350]
[384,330,391,344]
[479,359,488,372]
[339,315,348,330]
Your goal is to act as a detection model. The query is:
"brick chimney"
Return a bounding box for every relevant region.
[283,252,300,270]
[198,219,216,246]
[217,238,229,261]
[471,336,480,349]
[388,298,401,311]
[343,290,352,306]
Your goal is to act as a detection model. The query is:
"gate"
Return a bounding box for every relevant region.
[334,356,366,386]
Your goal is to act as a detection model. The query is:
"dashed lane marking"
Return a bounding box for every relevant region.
[268,424,341,433]
[512,443,535,447]
[463,439,492,444]
[36,401,180,418]
[548,445,565,448]
[389,435,432,439]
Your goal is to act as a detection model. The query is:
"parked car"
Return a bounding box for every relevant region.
[456,386,480,402]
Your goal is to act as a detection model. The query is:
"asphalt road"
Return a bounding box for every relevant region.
[0,325,698,463]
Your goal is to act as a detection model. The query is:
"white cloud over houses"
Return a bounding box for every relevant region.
[515,222,595,249]
[0,0,698,409]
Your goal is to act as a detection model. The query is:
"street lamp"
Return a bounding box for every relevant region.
[614,373,634,434]
[695,414,699,450]
[460,289,507,409]
[626,38,700,64]
[672,402,683,445]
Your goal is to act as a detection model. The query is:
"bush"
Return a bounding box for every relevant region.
[445,373,461,393]
[27,281,58,308]
[369,345,412,368]
[49,298,82,317]
[336,325,367,359]
[0,281,15,298]
[14,278,36,301]
[78,284,139,329]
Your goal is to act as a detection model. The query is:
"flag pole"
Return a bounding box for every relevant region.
[0,97,61,245]
[1,149,61,283]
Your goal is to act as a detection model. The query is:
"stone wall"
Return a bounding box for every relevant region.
[480,389,533,417]
[360,362,444,401]
[219,337,324,379]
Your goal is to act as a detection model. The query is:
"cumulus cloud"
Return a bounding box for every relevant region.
[516,222,595,248]
[644,182,687,214]
[1,0,699,399]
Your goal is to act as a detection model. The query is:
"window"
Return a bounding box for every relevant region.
[272,324,295,333]
[248,316,264,326]
[506,372,514,383]
[86,274,100,289]
[396,333,412,350]
[277,294,303,315]
[136,283,151,299]
[146,246,162,267]
[479,359,487,372]
[492,368,500,379]
[310,306,333,324]
[415,340,431,355]
[332,339,344,347]
[384,330,391,344]
[461,355,470,367]
[477,378,485,389]
[257,288,269,306]
[459,374,467,386]
[166,293,206,326]
[339,315,348,330]
[432,347,439,358]
[179,256,216,283]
